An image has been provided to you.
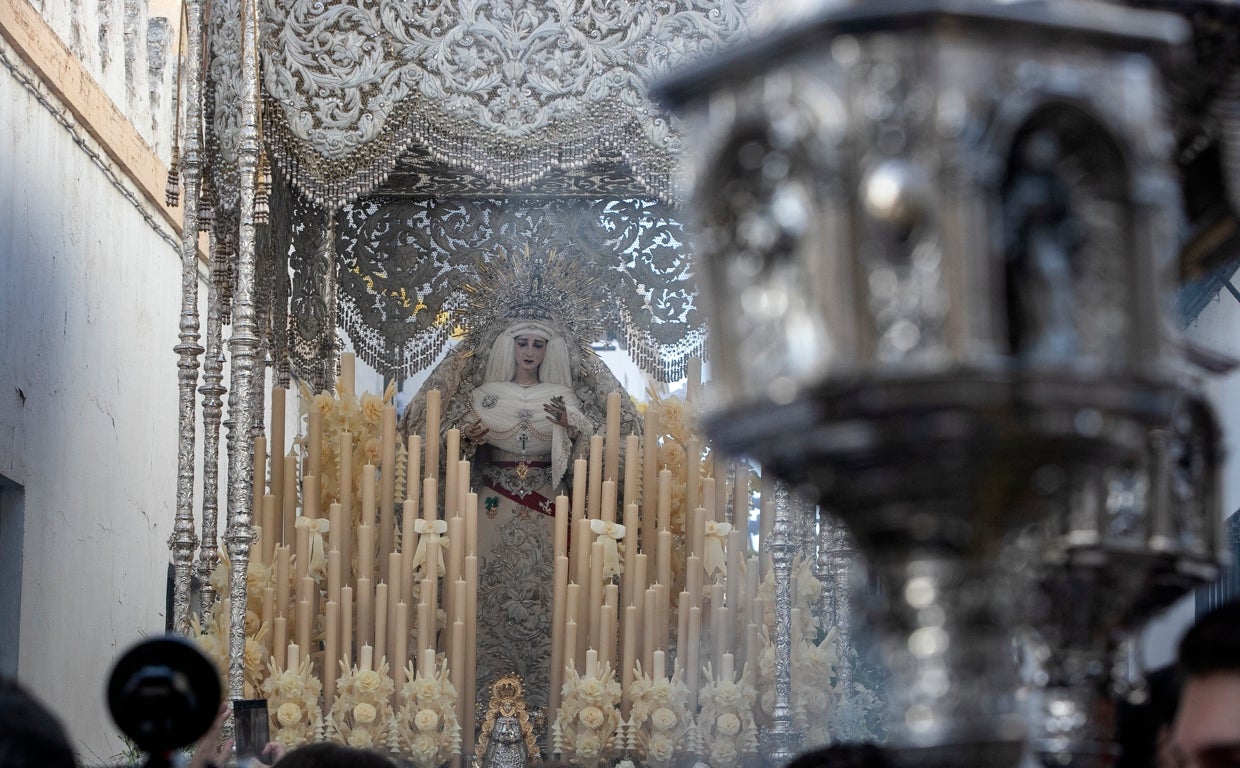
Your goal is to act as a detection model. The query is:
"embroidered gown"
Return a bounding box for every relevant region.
[467,380,589,710]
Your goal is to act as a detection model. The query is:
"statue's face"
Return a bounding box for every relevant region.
[495,715,521,743]
[514,335,547,376]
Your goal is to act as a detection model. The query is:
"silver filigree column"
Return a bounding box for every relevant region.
[223,0,261,701]
[815,511,854,694]
[169,0,206,637]
[766,482,802,764]
[198,251,228,619]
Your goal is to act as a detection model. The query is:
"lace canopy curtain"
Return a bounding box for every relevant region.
[208,0,758,384]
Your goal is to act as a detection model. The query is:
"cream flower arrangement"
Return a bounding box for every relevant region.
[261,652,323,750]
[643,388,713,602]
[696,662,758,768]
[298,378,405,580]
[396,657,461,768]
[628,661,692,768]
[554,661,622,768]
[328,657,398,752]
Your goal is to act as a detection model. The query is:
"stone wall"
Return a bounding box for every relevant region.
[0,11,187,763]
[24,0,176,159]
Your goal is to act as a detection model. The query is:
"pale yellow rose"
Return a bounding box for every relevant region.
[710,739,739,766]
[271,671,301,698]
[648,733,675,762]
[276,702,302,726]
[353,702,378,724]
[312,392,335,417]
[650,707,678,731]
[348,729,374,749]
[363,437,383,465]
[716,712,741,737]
[575,733,602,759]
[356,669,382,695]
[713,681,743,709]
[578,705,605,730]
[411,677,440,700]
[412,733,439,761]
[658,441,686,473]
[414,708,440,731]
[577,677,605,704]
[360,393,385,425]
[243,638,266,675]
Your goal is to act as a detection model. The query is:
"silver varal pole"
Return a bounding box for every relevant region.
[169,0,205,637]
[225,0,261,701]
[766,482,801,763]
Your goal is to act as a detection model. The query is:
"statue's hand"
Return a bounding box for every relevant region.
[544,396,571,429]
[464,419,490,445]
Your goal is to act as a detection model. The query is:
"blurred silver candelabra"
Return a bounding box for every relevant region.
[656,1,1226,765]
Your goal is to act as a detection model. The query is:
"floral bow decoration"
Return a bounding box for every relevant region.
[703,521,732,577]
[412,518,449,576]
[589,519,626,578]
[294,516,331,577]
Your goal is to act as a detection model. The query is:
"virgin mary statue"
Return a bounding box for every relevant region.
[400,250,642,713]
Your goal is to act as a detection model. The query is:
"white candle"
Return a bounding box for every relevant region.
[623,434,640,509]
[687,606,701,711]
[601,479,617,525]
[275,545,291,618]
[375,582,389,668]
[406,434,422,503]
[417,601,432,670]
[273,616,288,669]
[588,435,604,520]
[282,453,297,549]
[425,390,441,480]
[686,437,700,524]
[341,586,353,668]
[445,428,460,518]
[554,495,570,559]
[339,351,355,394]
[261,494,276,565]
[572,458,588,526]
[641,409,660,555]
[286,642,300,671]
[686,357,702,406]
[362,464,377,528]
[393,602,409,696]
[307,409,322,479]
[604,392,621,483]
[621,603,637,717]
[325,600,339,707]
[381,405,397,558]
[657,470,672,532]
[338,431,353,582]
[360,643,373,672]
[357,576,373,649]
[270,387,286,546]
[357,524,375,584]
[585,648,598,677]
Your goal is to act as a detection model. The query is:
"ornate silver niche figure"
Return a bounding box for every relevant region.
[655,1,1225,766]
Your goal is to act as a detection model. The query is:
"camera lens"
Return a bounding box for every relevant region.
[107,637,221,753]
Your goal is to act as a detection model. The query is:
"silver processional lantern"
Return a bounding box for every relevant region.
[654,1,1225,766]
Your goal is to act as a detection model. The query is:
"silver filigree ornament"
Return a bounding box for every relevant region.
[225,0,764,209]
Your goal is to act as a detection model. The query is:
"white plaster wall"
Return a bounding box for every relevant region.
[0,46,190,764]
[26,0,176,159]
